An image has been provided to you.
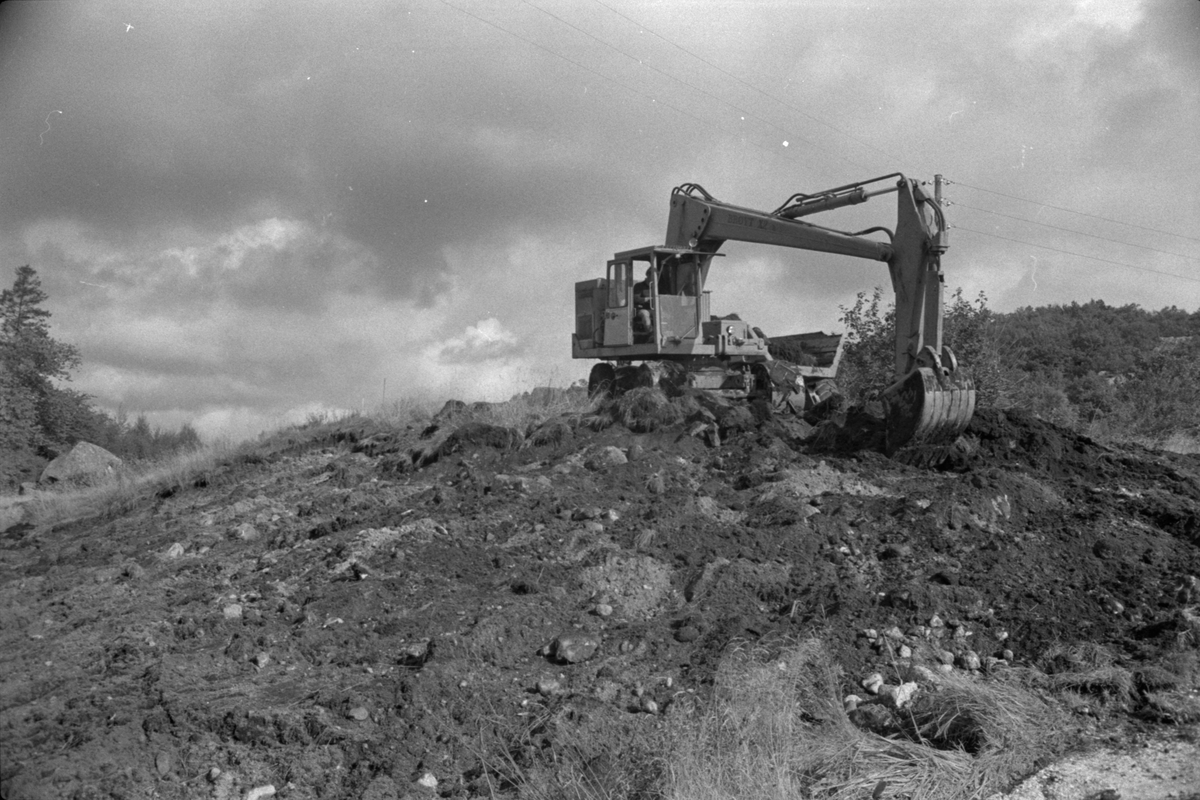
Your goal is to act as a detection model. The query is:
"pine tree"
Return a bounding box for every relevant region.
[0,265,85,448]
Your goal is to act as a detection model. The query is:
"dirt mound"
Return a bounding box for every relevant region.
[2,401,1199,799]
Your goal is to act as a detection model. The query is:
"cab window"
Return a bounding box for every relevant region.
[607,261,629,308]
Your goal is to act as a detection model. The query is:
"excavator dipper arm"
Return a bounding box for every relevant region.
[664,173,974,456]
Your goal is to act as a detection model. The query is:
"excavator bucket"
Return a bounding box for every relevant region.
[879,365,976,463]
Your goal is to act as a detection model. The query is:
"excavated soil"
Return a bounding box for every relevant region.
[2,402,1200,799]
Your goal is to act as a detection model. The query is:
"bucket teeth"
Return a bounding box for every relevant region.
[880,367,976,458]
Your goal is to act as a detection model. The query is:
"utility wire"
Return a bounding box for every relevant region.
[436,0,806,170]
[950,181,1200,244]
[951,202,1200,263]
[587,1,1200,253]
[521,0,842,166]
[954,225,1200,284]
[589,0,907,173]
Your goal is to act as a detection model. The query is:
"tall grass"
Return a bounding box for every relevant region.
[16,439,237,528]
[662,639,1067,800]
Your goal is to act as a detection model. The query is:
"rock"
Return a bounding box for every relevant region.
[585,447,628,470]
[929,614,945,628]
[959,651,982,671]
[245,786,276,800]
[878,682,919,710]
[0,503,28,535]
[164,543,186,559]
[155,752,171,776]
[552,633,601,663]
[1002,649,1015,662]
[640,696,659,714]
[594,603,613,617]
[536,677,561,696]
[39,441,123,486]
[231,522,259,541]
[646,474,665,494]
[223,604,244,620]
[572,506,603,521]
[843,694,862,711]
[18,482,36,495]
[207,767,221,783]
[897,645,912,659]
[417,772,439,790]
[626,444,644,461]
[862,673,884,694]
[674,625,701,643]
[347,706,370,721]
[399,640,432,667]
[253,652,270,669]
[883,626,904,641]
[879,543,912,559]
[937,650,956,665]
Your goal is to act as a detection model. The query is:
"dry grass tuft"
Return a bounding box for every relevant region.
[662,638,1067,800]
[612,387,683,433]
[18,440,237,527]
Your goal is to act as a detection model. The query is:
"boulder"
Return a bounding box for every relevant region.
[39,442,123,487]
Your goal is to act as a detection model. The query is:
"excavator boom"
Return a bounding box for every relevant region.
[573,172,976,461]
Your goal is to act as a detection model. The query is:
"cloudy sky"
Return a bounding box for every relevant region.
[1,0,1197,440]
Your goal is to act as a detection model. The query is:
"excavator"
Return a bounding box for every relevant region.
[571,172,976,458]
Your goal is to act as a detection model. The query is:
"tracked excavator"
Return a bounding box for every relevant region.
[572,172,976,457]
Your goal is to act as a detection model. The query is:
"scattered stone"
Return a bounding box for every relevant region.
[594,603,613,617]
[627,444,644,461]
[223,604,244,620]
[640,696,659,714]
[898,645,912,659]
[929,614,945,629]
[253,652,270,669]
[937,650,956,665]
[155,752,171,776]
[937,663,954,674]
[207,767,221,783]
[18,482,37,495]
[959,651,982,671]
[844,694,861,712]
[572,506,604,521]
[399,640,432,667]
[879,543,912,559]
[883,626,904,642]
[646,474,666,494]
[536,677,561,697]
[245,786,276,800]
[585,447,628,470]
[862,673,884,694]
[417,772,439,790]
[552,633,601,663]
[231,522,259,541]
[878,682,919,710]
[347,706,370,721]
[164,543,186,559]
[674,625,701,643]
[1002,649,1015,662]
[619,640,634,654]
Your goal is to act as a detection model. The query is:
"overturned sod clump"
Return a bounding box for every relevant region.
[612,387,684,432]
[663,639,1068,800]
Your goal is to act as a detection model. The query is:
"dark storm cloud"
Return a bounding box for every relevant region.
[0,0,678,311]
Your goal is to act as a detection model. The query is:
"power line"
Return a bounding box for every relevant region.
[950,180,1200,245]
[589,0,907,173]
[954,225,1200,285]
[436,0,800,169]
[438,0,843,178]
[587,1,1200,251]
[521,0,835,163]
[951,201,1200,263]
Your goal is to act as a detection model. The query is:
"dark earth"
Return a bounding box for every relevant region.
[2,396,1199,799]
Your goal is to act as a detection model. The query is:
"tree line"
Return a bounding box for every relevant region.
[1,266,200,467]
[838,289,1200,444]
